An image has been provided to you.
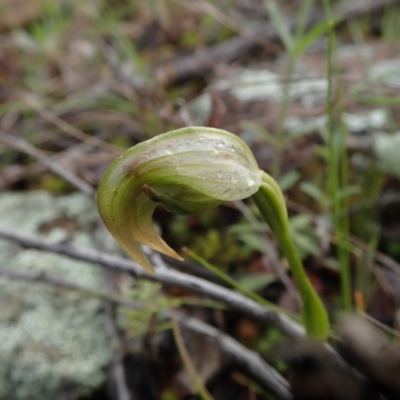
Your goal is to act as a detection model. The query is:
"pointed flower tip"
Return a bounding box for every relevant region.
[97,126,261,272]
[140,262,156,275]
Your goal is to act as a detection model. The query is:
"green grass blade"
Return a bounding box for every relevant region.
[264,0,294,51]
[323,0,352,311]
[293,16,341,58]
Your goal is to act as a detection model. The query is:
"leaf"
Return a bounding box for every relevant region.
[238,273,277,292]
[278,170,300,192]
[236,232,266,252]
[300,181,327,206]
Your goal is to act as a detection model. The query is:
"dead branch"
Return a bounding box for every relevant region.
[176,310,291,399]
[0,225,304,338]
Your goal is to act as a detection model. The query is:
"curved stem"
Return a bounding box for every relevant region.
[276,229,329,340]
[252,172,329,339]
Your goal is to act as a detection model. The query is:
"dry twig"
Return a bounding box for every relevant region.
[0,225,304,338]
[0,265,291,399]
[17,91,118,151]
[0,132,95,197]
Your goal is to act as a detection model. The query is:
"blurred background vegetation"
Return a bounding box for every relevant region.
[1,0,400,399]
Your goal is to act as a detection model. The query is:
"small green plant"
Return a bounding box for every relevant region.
[97,126,329,339]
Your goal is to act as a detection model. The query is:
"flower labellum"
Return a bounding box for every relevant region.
[97,127,262,274]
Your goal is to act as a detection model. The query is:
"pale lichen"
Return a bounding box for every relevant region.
[0,191,111,400]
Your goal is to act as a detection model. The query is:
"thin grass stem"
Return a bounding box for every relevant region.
[171,312,214,400]
[323,0,352,310]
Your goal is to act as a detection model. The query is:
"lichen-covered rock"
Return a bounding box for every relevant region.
[0,191,111,400]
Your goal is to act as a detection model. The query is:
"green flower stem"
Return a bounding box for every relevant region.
[252,172,329,340]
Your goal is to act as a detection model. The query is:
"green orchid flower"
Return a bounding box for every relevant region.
[97,127,261,273]
[97,126,329,339]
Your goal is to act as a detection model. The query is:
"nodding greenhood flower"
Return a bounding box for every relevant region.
[97,127,262,274]
[97,126,330,340]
